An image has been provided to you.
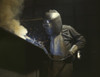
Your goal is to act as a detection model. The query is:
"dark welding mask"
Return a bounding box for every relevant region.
[43,10,62,36]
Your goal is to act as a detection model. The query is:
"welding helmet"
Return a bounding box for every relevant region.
[43,10,62,36]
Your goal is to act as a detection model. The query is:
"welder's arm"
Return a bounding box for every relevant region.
[68,26,86,55]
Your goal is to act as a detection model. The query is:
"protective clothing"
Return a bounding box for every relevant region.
[43,10,62,36]
[41,10,86,77]
[43,10,86,60]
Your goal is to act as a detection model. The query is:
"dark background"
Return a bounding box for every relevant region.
[0,0,100,77]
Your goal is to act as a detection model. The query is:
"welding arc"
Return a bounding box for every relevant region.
[20,18,43,22]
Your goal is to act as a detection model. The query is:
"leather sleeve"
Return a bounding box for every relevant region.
[62,25,86,50]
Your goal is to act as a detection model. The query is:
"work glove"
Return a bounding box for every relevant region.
[69,45,78,55]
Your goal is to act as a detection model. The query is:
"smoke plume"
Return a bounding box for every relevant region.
[0,0,28,39]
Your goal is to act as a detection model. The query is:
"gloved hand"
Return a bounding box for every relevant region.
[69,45,78,55]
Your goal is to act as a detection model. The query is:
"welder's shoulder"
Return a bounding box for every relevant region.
[62,25,73,30]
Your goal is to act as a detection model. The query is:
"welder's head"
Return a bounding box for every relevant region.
[43,10,62,36]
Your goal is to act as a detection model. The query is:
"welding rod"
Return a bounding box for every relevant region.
[20,18,43,22]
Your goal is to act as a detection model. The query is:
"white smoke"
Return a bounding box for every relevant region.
[0,0,28,40]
